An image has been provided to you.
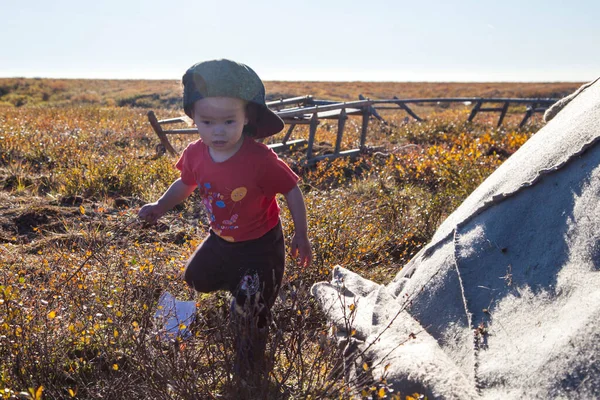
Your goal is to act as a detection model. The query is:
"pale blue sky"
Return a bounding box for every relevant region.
[1,0,598,82]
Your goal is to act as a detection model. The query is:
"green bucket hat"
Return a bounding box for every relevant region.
[182,59,284,138]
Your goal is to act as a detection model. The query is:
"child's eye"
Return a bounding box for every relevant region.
[225,120,236,125]
[201,121,211,125]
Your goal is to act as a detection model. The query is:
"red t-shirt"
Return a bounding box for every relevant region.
[176,136,299,242]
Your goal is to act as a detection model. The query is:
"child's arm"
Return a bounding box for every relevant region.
[284,185,312,267]
[138,178,197,224]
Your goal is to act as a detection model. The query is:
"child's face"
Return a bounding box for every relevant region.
[192,97,248,157]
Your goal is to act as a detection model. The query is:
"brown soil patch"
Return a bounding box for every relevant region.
[0,193,199,257]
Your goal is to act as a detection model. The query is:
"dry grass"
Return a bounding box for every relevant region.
[0,78,582,108]
[0,78,559,399]
[264,81,581,101]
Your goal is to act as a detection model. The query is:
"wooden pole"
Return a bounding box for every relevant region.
[497,101,510,127]
[282,124,296,145]
[276,99,373,119]
[335,108,347,155]
[156,116,187,125]
[306,149,361,165]
[468,100,483,123]
[359,94,387,124]
[360,107,370,150]
[376,97,557,105]
[266,95,313,109]
[392,96,423,121]
[148,111,178,156]
[519,103,536,128]
[162,128,199,134]
[306,112,319,161]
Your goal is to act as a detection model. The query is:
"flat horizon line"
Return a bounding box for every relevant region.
[0,75,589,84]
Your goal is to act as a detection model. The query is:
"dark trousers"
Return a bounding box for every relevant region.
[184,221,285,377]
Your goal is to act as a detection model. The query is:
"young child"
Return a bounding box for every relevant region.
[138,59,312,378]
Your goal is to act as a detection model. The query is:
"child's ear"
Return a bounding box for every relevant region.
[245,102,257,127]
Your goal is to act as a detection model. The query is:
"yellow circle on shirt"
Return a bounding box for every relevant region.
[231,187,247,202]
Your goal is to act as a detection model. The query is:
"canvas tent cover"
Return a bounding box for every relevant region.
[311,78,600,399]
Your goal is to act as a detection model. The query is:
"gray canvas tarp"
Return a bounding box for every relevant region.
[311,77,600,399]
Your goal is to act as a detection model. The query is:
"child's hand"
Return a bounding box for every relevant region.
[138,202,166,225]
[290,232,312,267]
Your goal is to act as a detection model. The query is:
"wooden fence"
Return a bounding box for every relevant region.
[148,95,557,164]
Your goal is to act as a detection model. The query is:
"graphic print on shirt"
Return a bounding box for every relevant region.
[197,181,248,242]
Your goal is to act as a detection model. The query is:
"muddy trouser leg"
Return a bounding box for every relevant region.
[231,285,269,379]
[230,223,285,380]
